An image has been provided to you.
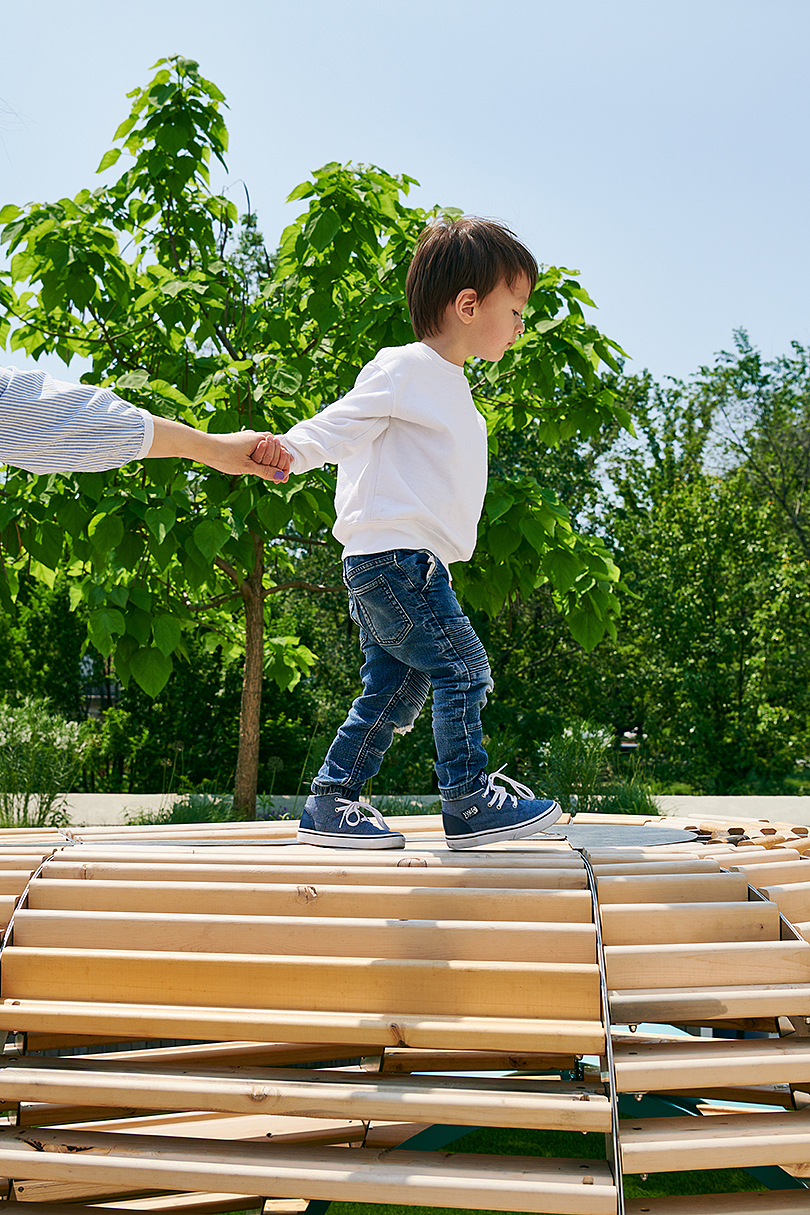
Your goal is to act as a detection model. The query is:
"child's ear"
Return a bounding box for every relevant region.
[454,288,478,326]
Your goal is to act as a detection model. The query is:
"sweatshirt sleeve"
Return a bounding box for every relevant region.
[282,360,393,475]
[0,366,153,474]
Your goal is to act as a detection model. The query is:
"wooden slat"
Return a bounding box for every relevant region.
[11,910,597,964]
[0,895,18,928]
[610,984,810,1023]
[758,883,810,924]
[41,860,587,889]
[728,862,810,885]
[0,999,606,1054]
[378,1047,578,1073]
[0,871,36,893]
[0,1060,612,1131]
[600,901,780,945]
[605,941,810,990]
[596,872,749,904]
[0,1199,270,1215]
[0,1128,619,1215]
[1,947,600,1020]
[60,845,581,869]
[587,860,721,876]
[613,1035,810,1091]
[27,879,593,922]
[620,1109,810,1172]
[624,1192,810,1215]
[80,1041,363,1068]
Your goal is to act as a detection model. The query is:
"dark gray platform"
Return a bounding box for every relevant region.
[546,823,697,850]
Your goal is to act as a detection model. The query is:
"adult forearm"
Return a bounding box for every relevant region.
[145,416,289,480]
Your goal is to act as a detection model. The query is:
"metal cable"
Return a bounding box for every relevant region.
[580,850,625,1215]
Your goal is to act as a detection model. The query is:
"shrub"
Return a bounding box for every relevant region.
[0,697,89,828]
[536,719,659,815]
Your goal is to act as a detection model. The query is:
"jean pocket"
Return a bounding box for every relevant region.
[397,548,437,589]
[351,574,413,646]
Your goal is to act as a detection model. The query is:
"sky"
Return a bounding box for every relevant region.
[2,0,809,386]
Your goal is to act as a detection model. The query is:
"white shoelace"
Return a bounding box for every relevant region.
[481,766,536,809]
[336,798,389,832]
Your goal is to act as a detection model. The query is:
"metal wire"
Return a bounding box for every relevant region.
[580,849,625,1215]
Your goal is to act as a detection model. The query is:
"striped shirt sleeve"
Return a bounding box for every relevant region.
[0,366,154,474]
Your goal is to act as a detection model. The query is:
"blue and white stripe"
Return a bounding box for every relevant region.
[0,366,153,474]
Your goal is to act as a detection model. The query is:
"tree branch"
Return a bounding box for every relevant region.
[263,579,345,598]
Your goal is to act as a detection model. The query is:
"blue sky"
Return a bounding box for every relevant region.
[2,0,809,385]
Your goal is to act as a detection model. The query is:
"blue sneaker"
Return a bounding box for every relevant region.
[297,794,406,849]
[442,767,562,850]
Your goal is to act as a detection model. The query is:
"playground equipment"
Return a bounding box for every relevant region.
[0,810,804,1213]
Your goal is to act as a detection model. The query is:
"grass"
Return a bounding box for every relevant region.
[325,1126,768,1215]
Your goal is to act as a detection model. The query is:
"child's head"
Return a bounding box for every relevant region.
[405,216,538,341]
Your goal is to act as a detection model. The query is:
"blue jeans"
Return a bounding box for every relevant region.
[312,549,493,800]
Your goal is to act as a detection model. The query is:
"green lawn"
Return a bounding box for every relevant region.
[326,1125,767,1215]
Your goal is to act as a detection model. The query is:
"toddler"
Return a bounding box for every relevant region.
[268,217,562,850]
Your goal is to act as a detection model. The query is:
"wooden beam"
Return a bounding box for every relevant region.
[378,1047,578,1073]
[0,1061,612,1132]
[625,1191,810,1215]
[0,1000,606,1054]
[729,862,810,886]
[600,901,780,945]
[29,1042,362,1069]
[596,872,749,904]
[610,984,810,1023]
[11,911,597,965]
[0,1198,270,1215]
[620,1109,810,1172]
[613,1035,810,1091]
[0,1128,619,1214]
[56,845,582,869]
[757,883,810,924]
[588,860,722,876]
[27,880,594,923]
[605,940,810,990]
[41,861,587,889]
[2,947,600,1020]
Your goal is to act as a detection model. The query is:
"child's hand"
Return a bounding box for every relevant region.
[250,434,292,483]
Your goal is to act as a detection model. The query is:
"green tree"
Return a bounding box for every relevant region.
[1,56,629,813]
[597,365,810,792]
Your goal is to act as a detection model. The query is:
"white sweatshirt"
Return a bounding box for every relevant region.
[283,343,488,569]
[0,366,153,473]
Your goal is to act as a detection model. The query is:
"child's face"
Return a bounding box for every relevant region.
[468,275,531,362]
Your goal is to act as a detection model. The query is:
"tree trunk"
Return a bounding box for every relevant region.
[233,533,264,820]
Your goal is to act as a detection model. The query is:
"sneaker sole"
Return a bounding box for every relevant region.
[297,827,406,850]
[444,802,563,850]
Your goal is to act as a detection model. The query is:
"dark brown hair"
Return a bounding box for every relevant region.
[405,216,538,340]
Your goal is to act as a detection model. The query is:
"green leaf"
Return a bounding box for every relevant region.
[0,205,22,224]
[96,148,121,173]
[270,366,303,395]
[544,547,583,595]
[565,607,608,653]
[519,514,554,553]
[153,613,182,656]
[256,493,293,534]
[130,645,173,697]
[144,504,176,543]
[124,603,152,646]
[306,208,341,251]
[193,517,231,562]
[117,370,150,390]
[88,607,126,658]
[88,512,124,553]
[487,522,522,561]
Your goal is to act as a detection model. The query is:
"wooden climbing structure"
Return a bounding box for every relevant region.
[0,808,804,1212]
